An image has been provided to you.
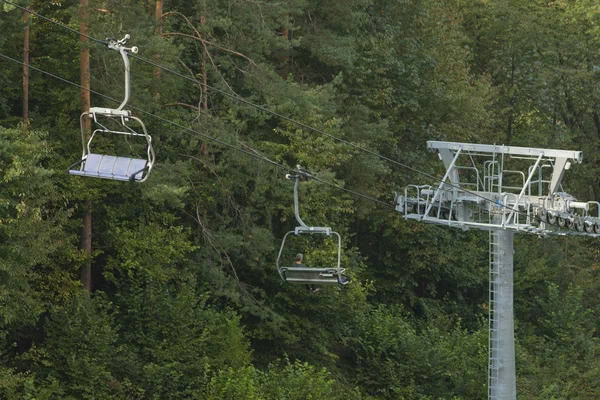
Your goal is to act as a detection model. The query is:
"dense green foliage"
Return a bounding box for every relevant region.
[2,0,600,398]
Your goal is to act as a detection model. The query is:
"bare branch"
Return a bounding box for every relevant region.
[164,102,200,111]
[181,153,243,220]
[174,58,204,115]
[202,46,241,97]
[162,11,204,40]
[183,198,256,303]
[162,32,257,66]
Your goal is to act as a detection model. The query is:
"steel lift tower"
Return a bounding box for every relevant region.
[396,141,600,400]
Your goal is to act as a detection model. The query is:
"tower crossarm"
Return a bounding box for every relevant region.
[427,141,582,163]
[428,141,582,199]
[396,141,598,236]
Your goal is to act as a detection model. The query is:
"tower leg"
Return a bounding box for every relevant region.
[489,228,516,399]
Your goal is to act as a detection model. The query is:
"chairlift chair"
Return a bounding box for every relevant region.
[275,166,349,285]
[68,35,155,183]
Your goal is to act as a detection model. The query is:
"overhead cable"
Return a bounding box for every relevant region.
[0,0,438,176]
[0,52,394,209]
[0,1,528,216]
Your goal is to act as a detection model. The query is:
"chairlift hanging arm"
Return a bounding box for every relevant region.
[285,165,314,228]
[106,35,139,111]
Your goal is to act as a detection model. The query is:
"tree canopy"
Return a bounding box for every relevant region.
[2,0,600,398]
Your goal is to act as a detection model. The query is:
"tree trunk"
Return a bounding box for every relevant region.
[200,5,208,157]
[505,112,513,146]
[153,0,163,99]
[278,24,289,79]
[80,0,92,293]
[22,9,30,133]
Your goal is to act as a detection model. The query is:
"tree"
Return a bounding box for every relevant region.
[0,125,80,397]
[79,0,92,293]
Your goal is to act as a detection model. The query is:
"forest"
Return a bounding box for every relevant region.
[2,0,600,398]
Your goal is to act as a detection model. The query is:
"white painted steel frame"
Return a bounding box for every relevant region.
[401,141,590,400]
[427,141,582,163]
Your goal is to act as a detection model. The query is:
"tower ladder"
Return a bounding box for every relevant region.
[488,226,500,399]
